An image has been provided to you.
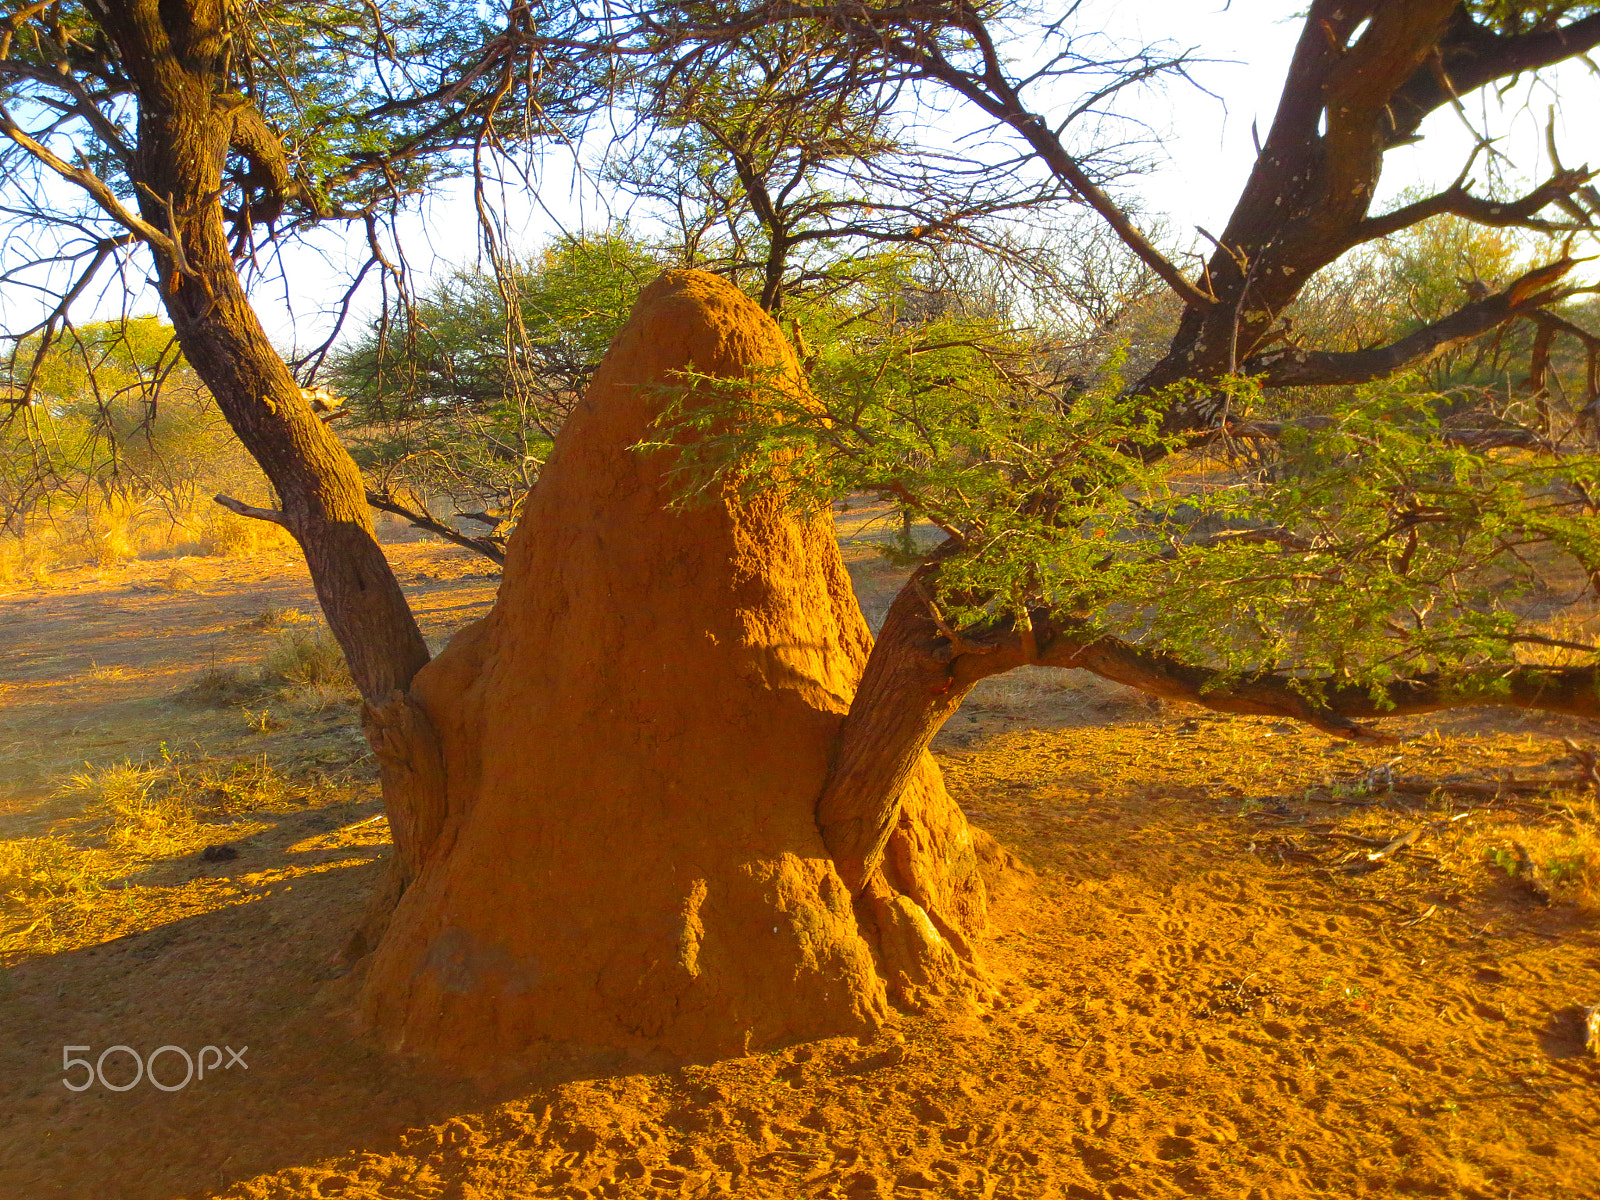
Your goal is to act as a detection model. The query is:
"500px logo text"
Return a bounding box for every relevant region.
[61,1044,248,1092]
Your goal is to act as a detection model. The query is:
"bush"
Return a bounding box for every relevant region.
[194,506,296,557]
[0,536,52,587]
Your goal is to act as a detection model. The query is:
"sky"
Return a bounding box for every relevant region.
[10,1,1600,353]
[258,0,1314,346]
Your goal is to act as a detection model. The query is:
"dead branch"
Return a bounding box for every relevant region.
[1353,170,1600,244]
[213,493,287,526]
[365,490,506,564]
[1242,259,1580,388]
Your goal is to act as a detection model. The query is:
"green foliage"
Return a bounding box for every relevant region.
[335,230,660,523]
[1123,387,1600,686]
[338,229,655,419]
[4,1,584,221]
[653,265,1600,696]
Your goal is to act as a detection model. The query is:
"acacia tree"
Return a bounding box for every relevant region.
[9,0,1600,1073]
[0,0,606,917]
[633,0,1600,891]
[356,0,1600,1068]
[606,17,1072,313]
[0,0,588,697]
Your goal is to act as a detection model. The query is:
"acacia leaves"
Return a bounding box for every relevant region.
[655,307,1600,693]
[1130,392,1600,688]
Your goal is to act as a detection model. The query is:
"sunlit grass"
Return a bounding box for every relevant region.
[180,623,356,712]
[0,750,359,961]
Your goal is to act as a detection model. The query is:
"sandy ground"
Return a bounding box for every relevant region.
[1,527,1597,1200]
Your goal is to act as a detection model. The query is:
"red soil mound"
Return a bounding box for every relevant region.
[359,270,985,1070]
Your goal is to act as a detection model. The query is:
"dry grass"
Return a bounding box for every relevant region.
[0,495,295,590]
[1285,773,1600,915]
[0,750,356,959]
[0,536,54,588]
[0,834,104,907]
[1515,604,1600,667]
[179,623,355,712]
[261,624,351,690]
[241,603,309,631]
[50,752,324,858]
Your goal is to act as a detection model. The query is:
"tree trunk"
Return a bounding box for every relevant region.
[358,271,998,1070]
[94,1,432,875]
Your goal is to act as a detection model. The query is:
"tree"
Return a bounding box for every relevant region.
[0,0,602,909]
[631,0,1600,893]
[606,17,1064,313]
[1,0,591,698]
[9,0,1600,1074]
[334,230,662,560]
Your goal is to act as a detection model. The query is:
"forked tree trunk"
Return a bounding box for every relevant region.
[358,271,997,1069]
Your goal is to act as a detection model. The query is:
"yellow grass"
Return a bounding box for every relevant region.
[0,750,359,960]
[0,494,295,588]
[179,624,356,712]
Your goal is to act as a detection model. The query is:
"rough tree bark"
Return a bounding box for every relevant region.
[91,1,429,706]
[358,271,995,1069]
[81,2,436,888]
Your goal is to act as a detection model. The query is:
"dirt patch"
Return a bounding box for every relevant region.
[1,536,1598,1199]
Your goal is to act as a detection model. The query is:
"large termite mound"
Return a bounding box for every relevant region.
[359,269,989,1070]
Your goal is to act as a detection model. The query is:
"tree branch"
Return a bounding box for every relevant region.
[214,493,287,526]
[933,612,1600,744]
[1035,628,1600,745]
[365,490,506,564]
[1353,169,1599,244]
[1391,11,1600,143]
[1242,258,1580,387]
[0,103,178,259]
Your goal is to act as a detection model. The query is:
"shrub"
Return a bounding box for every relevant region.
[195,506,295,557]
